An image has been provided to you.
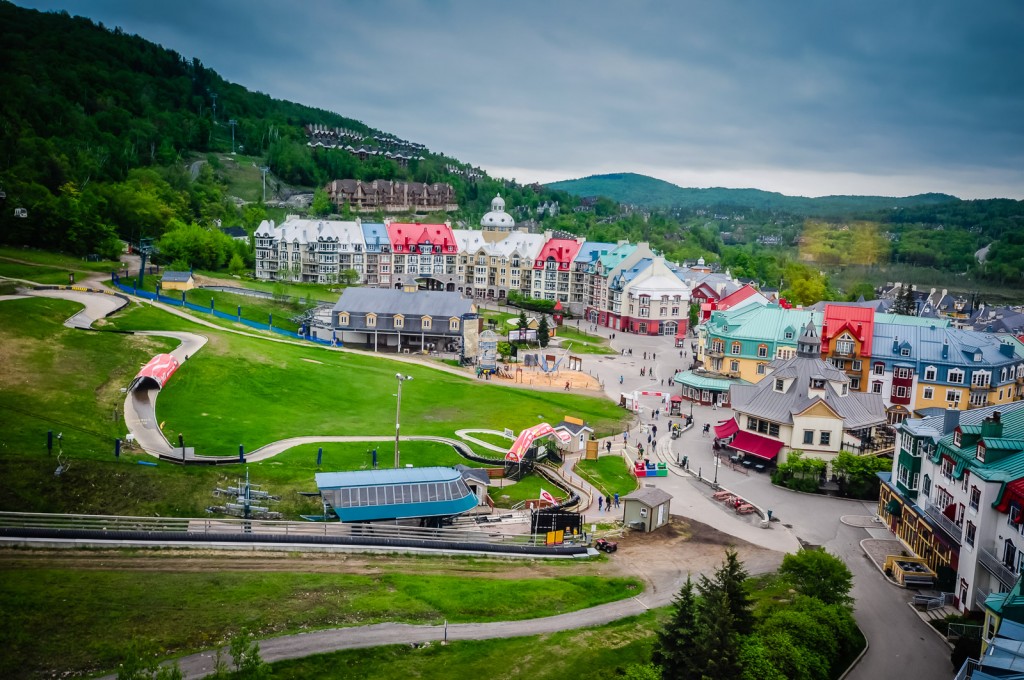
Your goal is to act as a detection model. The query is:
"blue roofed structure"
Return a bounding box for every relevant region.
[315,466,478,522]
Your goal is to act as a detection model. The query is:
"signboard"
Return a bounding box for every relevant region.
[508,329,537,342]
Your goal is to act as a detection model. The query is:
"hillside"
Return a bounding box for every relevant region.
[547,173,959,215]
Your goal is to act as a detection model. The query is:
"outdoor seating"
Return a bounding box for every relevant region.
[712,491,734,502]
[742,459,753,468]
[736,504,756,515]
[755,464,766,473]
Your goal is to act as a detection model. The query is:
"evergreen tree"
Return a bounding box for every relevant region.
[694,589,743,680]
[538,315,550,348]
[653,577,701,680]
[517,310,528,330]
[699,548,754,635]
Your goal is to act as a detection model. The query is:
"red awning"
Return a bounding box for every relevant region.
[714,419,739,438]
[996,478,1024,513]
[729,430,784,460]
[670,394,683,403]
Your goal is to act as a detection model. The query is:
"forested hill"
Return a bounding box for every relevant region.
[0,1,555,260]
[547,173,959,215]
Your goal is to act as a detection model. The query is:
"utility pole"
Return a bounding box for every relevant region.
[394,374,413,468]
[260,166,270,202]
[228,119,237,154]
[210,92,217,123]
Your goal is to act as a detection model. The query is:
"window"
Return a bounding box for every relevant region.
[897,464,911,487]
[337,313,350,326]
[449,317,460,331]
[852,360,862,371]
[972,372,991,388]
[730,342,741,355]
[901,347,911,357]
[922,474,931,497]
[851,377,861,390]
[784,329,794,340]
[756,363,766,375]
[949,369,964,384]
[874,363,885,375]
[923,387,934,400]
[965,521,976,547]
[421,316,432,330]
[836,340,854,355]
[730,361,739,372]
[820,431,831,446]
[970,487,981,512]
[757,345,768,358]
[941,457,954,480]
[774,378,785,392]
[894,386,907,398]
[803,430,814,445]
[393,315,404,329]
[872,381,883,394]
[925,366,937,381]
[946,389,961,406]
[366,313,377,327]
[895,367,912,379]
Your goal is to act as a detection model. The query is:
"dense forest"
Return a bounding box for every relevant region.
[1,1,1021,299]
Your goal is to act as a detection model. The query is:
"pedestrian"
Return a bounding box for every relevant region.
[623,431,629,443]
[679,349,683,358]
[653,353,656,360]
[629,348,633,356]
[647,434,652,445]
[651,409,656,418]
[652,425,658,438]
[640,367,645,376]
[661,379,664,386]
[598,495,603,511]
[564,380,571,391]
[605,440,612,453]
[713,401,718,410]
[605,495,612,510]
[619,375,624,384]
[614,493,620,508]
[643,351,647,360]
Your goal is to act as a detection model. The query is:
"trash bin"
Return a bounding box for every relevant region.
[681,455,688,469]
[767,509,773,521]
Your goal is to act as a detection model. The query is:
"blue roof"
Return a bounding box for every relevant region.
[360,222,389,251]
[316,466,461,489]
[574,241,616,264]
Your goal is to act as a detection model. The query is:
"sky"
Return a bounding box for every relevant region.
[18,1,1024,199]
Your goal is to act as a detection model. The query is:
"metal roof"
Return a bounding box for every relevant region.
[623,487,673,506]
[161,271,193,282]
[332,288,475,318]
[316,466,461,489]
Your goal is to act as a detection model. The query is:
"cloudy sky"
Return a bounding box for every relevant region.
[19,1,1024,199]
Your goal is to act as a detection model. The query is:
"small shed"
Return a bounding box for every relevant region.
[161,271,195,291]
[622,486,673,532]
[554,416,593,454]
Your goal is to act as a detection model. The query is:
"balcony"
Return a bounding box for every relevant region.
[923,500,962,545]
[978,546,1018,588]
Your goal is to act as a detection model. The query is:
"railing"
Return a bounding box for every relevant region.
[975,587,991,609]
[954,658,982,680]
[978,546,1019,588]
[947,623,983,641]
[923,500,963,544]
[0,511,548,547]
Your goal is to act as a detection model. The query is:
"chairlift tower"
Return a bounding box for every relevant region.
[260,166,270,202]
[228,119,238,154]
[136,237,156,289]
[210,92,217,123]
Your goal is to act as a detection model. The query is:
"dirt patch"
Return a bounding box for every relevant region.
[492,368,601,391]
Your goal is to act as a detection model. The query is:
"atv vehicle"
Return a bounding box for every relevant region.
[595,538,618,553]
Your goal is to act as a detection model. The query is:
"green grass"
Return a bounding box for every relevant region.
[461,431,514,449]
[268,610,663,680]
[488,474,552,508]
[575,455,639,498]
[156,325,627,452]
[0,261,74,284]
[0,563,642,678]
[0,246,122,274]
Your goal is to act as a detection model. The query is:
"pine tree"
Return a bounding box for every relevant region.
[538,315,550,348]
[653,577,702,680]
[695,589,743,680]
[699,548,754,635]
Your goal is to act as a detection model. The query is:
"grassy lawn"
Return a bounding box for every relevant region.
[155,324,627,452]
[268,610,662,680]
[461,431,514,450]
[192,269,341,304]
[0,560,642,678]
[0,261,74,284]
[575,455,638,498]
[488,473,553,508]
[0,246,122,274]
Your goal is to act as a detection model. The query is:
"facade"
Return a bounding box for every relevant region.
[880,403,1024,612]
[454,198,545,300]
[701,304,814,382]
[530,235,586,311]
[622,487,673,532]
[728,320,889,466]
[386,222,459,291]
[254,217,366,284]
[820,304,875,393]
[324,179,457,213]
[327,287,478,355]
[315,467,478,523]
[611,257,692,336]
[360,222,391,287]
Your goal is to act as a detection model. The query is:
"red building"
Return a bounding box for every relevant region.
[385,222,459,291]
[531,237,585,303]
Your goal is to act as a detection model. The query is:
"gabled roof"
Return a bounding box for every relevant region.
[623,487,673,506]
[161,271,193,282]
[716,284,763,311]
[574,241,616,264]
[822,303,875,356]
[387,222,456,250]
[533,237,583,268]
[333,288,475,318]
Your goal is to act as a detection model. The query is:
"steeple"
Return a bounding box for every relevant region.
[797,319,822,358]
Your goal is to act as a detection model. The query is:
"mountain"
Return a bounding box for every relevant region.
[546,173,960,215]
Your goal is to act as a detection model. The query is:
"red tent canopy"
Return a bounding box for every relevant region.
[714,419,739,438]
[729,431,784,460]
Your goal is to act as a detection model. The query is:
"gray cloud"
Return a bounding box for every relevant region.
[16,0,1024,198]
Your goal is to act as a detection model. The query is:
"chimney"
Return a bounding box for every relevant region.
[942,339,949,359]
[942,409,960,435]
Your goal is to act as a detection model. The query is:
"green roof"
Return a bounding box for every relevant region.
[874,313,951,327]
[599,243,636,269]
[673,370,750,390]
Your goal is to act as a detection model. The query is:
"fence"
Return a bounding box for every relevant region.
[0,511,586,555]
[111,278,335,347]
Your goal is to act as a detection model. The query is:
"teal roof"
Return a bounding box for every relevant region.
[705,304,818,343]
[673,371,750,390]
[932,405,1024,484]
[317,466,461,488]
[599,243,636,269]
[875,313,951,327]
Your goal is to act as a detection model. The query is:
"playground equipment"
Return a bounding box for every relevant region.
[504,423,572,480]
[633,459,668,478]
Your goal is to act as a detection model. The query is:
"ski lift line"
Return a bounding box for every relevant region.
[1,403,114,440]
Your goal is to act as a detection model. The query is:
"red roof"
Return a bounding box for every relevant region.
[822,304,875,356]
[729,431,784,460]
[714,418,739,438]
[996,478,1024,513]
[553,300,563,311]
[533,238,583,270]
[386,222,456,253]
[716,284,760,311]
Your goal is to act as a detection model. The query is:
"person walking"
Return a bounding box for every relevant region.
[613,493,620,508]
[619,375,624,384]
[652,425,658,438]
[605,495,612,511]
[598,495,603,511]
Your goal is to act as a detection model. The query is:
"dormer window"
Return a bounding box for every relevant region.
[394,314,404,329]
[954,430,962,447]
[810,378,826,390]
[975,351,983,362]
[337,313,350,326]
[774,378,785,392]
[977,442,986,462]
[421,316,432,330]
[367,313,377,327]
[901,347,911,357]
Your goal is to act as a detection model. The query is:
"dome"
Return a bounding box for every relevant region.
[481,193,515,229]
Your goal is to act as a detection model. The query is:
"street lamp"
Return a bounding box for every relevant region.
[394,373,413,468]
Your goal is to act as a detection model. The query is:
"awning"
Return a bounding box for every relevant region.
[729,430,784,460]
[714,419,739,438]
[995,478,1024,514]
[885,499,903,516]
[670,394,683,403]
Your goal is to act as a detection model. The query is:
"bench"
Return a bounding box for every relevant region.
[736,504,757,515]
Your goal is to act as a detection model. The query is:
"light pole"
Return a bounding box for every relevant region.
[260,166,269,202]
[394,373,413,468]
[228,119,237,153]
